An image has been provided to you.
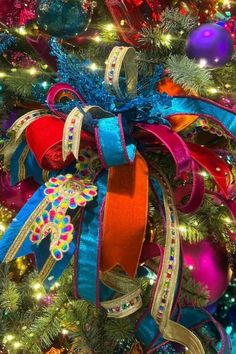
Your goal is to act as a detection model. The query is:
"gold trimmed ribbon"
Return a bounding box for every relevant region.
[3,198,49,263]
[62,106,114,161]
[101,271,142,318]
[0,110,52,169]
[105,46,138,99]
[62,107,84,161]
[150,167,205,354]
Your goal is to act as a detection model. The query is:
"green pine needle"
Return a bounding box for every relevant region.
[160,8,198,34]
[167,55,214,94]
[3,70,37,98]
[0,280,20,312]
[180,267,209,307]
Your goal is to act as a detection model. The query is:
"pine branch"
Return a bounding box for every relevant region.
[180,267,209,307]
[179,213,208,244]
[166,55,214,94]
[2,69,37,98]
[0,279,20,312]
[160,8,198,35]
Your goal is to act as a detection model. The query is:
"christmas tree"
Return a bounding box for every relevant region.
[0,0,235,353]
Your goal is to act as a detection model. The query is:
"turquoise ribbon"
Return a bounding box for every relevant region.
[0,186,45,261]
[95,115,136,168]
[74,171,108,306]
[162,96,236,139]
[35,235,76,289]
[10,140,76,186]
[136,307,230,353]
[0,183,76,288]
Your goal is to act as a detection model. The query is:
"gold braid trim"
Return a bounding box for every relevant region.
[150,167,205,354]
[105,46,138,100]
[3,199,49,263]
[18,145,29,181]
[39,255,57,282]
[100,271,142,318]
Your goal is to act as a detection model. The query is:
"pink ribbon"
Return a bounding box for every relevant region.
[136,123,192,178]
[47,83,86,118]
[175,161,205,213]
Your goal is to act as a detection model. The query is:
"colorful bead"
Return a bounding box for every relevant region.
[44,174,97,210]
[29,209,74,261]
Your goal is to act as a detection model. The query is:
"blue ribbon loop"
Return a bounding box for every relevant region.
[95,114,136,168]
[163,96,236,138]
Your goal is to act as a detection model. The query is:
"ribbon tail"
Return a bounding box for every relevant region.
[101,152,149,277]
[74,171,108,306]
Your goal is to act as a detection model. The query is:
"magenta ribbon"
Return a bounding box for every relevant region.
[175,161,205,213]
[47,83,86,118]
[136,123,192,178]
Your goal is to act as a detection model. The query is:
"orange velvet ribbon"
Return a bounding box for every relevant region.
[169,115,198,132]
[157,77,198,132]
[101,152,149,277]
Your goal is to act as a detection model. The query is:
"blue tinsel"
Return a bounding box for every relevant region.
[49,38,172,127]
[0,33,16,55]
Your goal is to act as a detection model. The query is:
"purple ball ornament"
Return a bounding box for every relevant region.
[186,23,234,68]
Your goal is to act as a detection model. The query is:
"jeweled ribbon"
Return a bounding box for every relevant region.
[136,167,205,354]
[0,109,52,169]
[62,107,84,161]
[105,46,138,99]
[101,271,142,318]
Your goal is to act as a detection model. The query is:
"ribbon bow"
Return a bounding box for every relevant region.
[0,45,235,354]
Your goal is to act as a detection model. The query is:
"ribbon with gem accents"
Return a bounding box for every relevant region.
[0,174,97,264]
[104,46,138,99]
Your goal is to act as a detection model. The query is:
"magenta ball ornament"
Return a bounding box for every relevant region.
[186,23,234,68]
[183,238,232,304]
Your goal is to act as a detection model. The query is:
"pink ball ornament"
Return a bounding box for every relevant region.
[0,167,39,212]
[183,238,232,304]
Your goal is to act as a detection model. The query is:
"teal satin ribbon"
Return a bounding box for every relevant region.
[35,235,76,289]
[163,96,236,139]
[136,307,230,353]
[10,140,76,186]
[0,186,45,261]
[74,170,108,306]
[95,115,136,168]
[0,183,76,288]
